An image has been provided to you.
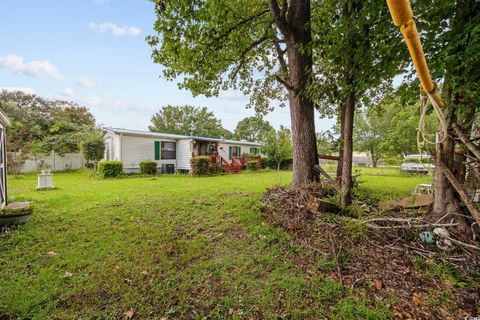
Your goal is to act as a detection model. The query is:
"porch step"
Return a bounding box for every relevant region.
[224,165,242,173]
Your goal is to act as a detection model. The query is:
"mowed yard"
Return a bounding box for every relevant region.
[1,169,429,319]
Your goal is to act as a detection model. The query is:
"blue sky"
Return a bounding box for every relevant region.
[0,0,335,132]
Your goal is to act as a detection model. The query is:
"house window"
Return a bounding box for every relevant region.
[154,141,160,160]
[229,146,241,159]
[250,147,259,154]
[161,141,176,159]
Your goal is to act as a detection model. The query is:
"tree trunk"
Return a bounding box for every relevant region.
[433,106,454,215]
[288,92,318,187]
[336,103,346,179]
[371,152,378,168]
[341,90,355,207]
[282,0,318,187]
[277,162,281,170]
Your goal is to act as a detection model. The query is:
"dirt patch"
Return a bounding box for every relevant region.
[261,184,480,319]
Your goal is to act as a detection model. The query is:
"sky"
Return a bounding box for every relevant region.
[0,0,336,133]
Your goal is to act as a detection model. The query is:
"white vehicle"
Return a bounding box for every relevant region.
[401,154,435,174]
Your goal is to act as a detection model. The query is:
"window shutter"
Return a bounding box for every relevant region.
[238,147,241,156]
[229,146,232,160]
[154,141,160,160]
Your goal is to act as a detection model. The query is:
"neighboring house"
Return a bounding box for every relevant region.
[103,128,261,173]
[352,152,373,167]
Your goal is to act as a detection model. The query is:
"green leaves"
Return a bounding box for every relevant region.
[148,0,283,114]
[261,126,293,169]
[234,116,275,142]
[149,105,231,138]
[0,90,97,156]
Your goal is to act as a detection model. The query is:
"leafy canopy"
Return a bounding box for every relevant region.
[261,126,293,169]
[149,105,231,138]
[0,90,97,155]
[311,0,406,116]
[234,116,274,142]
[80,131,106,165]
[353,97,437,159]
[147,0,291,114]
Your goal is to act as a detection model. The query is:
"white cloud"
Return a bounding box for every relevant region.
[0,87,36,95]
[89,22,141,37]
[83,96,102,106]
[77,76,96,88]
[0,54,62,80]
[219,90,249,101]
[60,87,75,98]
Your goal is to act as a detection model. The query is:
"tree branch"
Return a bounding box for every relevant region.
[273,36,287,71]
[452,122,480,159]
[268,0,291,39]
[275,75,294,91]
[437,160,480,228]
[212,9,269,45]
[230,31,271,80]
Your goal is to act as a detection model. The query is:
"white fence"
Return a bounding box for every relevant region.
[18,152,85,173]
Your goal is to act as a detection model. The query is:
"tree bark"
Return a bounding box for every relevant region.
[437,160,480,228]
[270,0,318,187]
[288,90,318,186]
[371,152,378,168]
[433,108,455,215]
[341,89,355,207]
[277,162,281,170]
[336,103,346,179]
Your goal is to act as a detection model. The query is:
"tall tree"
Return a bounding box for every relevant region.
[409,0,480,228]
[0,90,97,155]
[234,116,274,142]
[261,126,293,170]
[147,0,319,187]
[149,105,230,138]
[80,130,106,169]
[311,0,406,206]
[353,98,437,166]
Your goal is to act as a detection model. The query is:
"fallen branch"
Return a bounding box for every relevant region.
[452,122,480,159]
[437,160,480,228]
[342,216,458,230]
[445,236,480,251]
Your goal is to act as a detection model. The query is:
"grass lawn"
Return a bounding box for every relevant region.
[1,170,430,319]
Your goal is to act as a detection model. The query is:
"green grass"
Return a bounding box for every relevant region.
[0,169,425,319]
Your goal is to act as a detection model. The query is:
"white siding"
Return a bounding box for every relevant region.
[104,132,120,161]
[121,135,177,173]
[177,139,192,170]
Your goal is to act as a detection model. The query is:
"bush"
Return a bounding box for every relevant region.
[97,161,123,178]
[140,160,158,175]
[80,132,105,168]
[262,158,293,170]
[246,161,258,171]
[242,153,262,170]
[190,156,212,176]
[209,162,224,175]
[190,156,224,176]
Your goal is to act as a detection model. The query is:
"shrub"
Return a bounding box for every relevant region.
[262,158,292,170]
[80,132,105,169]
[242,153,262,170]
[209,162,224,175]
[140,160,158,175]
[246,161,258,171]
[190,156,212,176]
[97,160,123,178]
